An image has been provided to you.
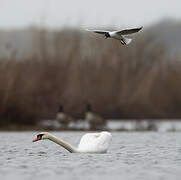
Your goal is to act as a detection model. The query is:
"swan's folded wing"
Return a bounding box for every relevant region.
[78,133,100,150]
[116,27,143,35]
[86,29,109,35]
[78,132,112,153]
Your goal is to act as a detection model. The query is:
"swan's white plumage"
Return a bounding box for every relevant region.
[33,131,112,153]
[78,132,112,153]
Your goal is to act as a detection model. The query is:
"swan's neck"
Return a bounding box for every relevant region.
[48,135,78,153]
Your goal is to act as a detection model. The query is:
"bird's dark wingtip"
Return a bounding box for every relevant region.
[139,26,143,30]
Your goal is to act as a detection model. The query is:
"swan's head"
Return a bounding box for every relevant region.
[33,132,51,142]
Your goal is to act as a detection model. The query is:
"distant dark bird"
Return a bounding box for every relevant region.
[85,104,106,130]
[56,105,71,129]
[86,27,143,45]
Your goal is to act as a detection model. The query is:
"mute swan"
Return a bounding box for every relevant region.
[33,131,112,153]
[86,27,143,45]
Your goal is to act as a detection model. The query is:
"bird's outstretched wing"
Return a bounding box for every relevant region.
[116,27,143,35]
[86,29,110,35]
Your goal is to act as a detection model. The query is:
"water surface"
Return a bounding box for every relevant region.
[0,132,181,180]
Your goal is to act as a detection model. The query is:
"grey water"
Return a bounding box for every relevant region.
[0,132,181,180]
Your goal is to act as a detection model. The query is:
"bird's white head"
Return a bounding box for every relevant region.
[33,132,51,142]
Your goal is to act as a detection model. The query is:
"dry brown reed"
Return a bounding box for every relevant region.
[0,27,180,126]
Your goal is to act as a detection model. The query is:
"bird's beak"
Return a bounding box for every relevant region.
[32,136,41,142]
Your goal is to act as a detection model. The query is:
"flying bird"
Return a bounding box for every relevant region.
[86,27,143,45]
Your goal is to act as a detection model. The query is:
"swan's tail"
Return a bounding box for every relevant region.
[121,37,132,45]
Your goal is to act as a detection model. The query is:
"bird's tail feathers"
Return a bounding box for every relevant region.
[123,37,132,45]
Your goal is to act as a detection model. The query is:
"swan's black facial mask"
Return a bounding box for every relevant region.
[33,134,44,142]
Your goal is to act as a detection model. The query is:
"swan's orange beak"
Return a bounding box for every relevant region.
[33,136,41,142]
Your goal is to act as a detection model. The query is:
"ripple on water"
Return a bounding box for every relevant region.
[0,132,181,180]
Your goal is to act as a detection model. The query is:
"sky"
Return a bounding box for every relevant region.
[0,0,181,29]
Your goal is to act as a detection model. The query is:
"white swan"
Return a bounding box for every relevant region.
[33,131,112,153]
[86,27,143,45]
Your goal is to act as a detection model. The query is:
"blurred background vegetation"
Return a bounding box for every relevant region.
[0,19,181,128]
